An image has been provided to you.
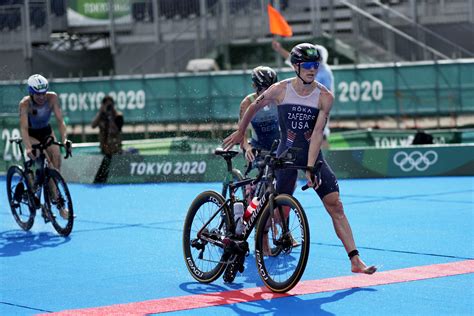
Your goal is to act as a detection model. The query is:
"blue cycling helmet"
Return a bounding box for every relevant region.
[27,74,49,94]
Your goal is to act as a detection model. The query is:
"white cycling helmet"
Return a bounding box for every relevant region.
[27,74,49,94]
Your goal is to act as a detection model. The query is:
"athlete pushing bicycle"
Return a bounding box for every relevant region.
[224,43,377,275]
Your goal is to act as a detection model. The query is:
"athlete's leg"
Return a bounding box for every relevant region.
[26,136,41,188]
[321,192,376,274]
[42,133,68,219]
[260,169,298,256]
[45,132,61,170]
[315,160,376,274]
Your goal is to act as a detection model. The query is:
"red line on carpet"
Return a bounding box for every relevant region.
[43,260,474,316]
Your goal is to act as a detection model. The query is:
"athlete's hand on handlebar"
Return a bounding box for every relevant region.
[244,147,256,162]
[223,130,244,151]
[302,161,323,191]
[26,147,37,160]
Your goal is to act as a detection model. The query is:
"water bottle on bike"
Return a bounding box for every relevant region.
[244,197,259,222]
[234,202,245,235]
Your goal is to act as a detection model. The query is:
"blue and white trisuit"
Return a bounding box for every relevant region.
[275,79,339,199]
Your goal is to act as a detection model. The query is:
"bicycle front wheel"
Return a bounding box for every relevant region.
[183,190,230,283]
[255,194,310,293]
[6,166,36,231]
[44,168,74,236]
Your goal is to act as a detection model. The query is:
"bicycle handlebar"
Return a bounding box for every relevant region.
[11,136,73,159]
[301,161,323,191]
[218,141,320,192]
[251,150,313,189]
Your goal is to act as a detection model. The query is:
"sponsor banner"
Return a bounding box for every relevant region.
[56,144,473,184]
[329,129,468,149]
[61,154,104,183]
[4,143,473,181]
[325,145,474,178]
[1,115,21,173]
[105,153,248,184]
[68,0,131,27]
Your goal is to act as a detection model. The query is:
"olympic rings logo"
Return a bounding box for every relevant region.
[393,150,438,172]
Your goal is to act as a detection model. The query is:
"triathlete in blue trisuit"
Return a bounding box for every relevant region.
[238,66,280,256]
[240,66,279,162]
[19,74,69,169]
[224,43,376,274]
[19,74,71,219]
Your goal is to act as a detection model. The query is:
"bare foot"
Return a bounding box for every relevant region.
[351,256,377,275]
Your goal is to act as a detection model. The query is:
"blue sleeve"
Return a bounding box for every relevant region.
[316,66,334,92]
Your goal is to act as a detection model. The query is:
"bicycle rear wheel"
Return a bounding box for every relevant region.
[44,168,74,236]
[6,165,36,230]
[255,194,310,293]
[183,190,230,283]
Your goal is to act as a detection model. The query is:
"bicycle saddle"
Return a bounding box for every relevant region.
[214,148,239,159]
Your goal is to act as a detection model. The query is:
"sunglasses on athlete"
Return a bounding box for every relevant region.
[299,61,320,70]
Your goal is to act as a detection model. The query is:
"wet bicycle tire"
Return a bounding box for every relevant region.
[43,168,74,236]
[254,194,310,293]
[183,190,230,283]
[6,165,36,231]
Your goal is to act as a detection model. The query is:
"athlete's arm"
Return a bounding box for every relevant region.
[223,82,283,150]
[49,92,68,144]
[239,96,252,151]
[239,96,255,161]
[306,86,334,187]
[18,97,35,159]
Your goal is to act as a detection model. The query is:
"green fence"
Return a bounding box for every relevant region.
[1,59,473,126]
[56,144,474,184]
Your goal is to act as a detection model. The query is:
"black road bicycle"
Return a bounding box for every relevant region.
[6,136,74,236]
[183,147,312,293]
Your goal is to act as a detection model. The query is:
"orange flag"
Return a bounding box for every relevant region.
[267,4,293,37]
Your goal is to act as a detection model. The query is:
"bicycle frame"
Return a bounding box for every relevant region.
[185,146,313,292]
[198,154,306,251]
[11,137,71,204]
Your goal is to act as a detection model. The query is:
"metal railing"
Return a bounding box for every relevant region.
[370,0,473,58]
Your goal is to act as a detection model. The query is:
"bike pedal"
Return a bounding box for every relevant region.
[223,253,245,283]
[223,264,237,283]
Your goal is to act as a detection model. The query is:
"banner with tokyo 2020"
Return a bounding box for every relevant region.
[104,153,248,184]
[58,144,474,184]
